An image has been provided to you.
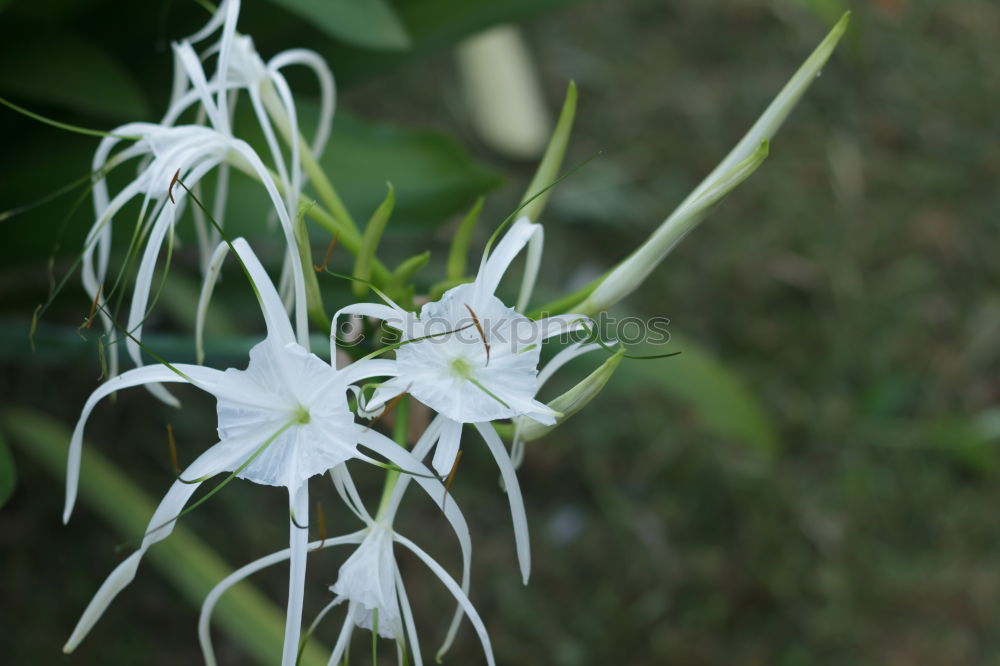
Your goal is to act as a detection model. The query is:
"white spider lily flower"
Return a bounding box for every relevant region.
[333,216,587,583]
[198,455,493,666]
[62,239,430,666]
[84,122,309,406]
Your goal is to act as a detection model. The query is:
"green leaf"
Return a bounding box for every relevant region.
[446,196,483,280]
[621,333,779,456]
[519,81,577,223]
[0,432,15,508]
[321,113,503,230]
[0,31,150,120]
[267,0,411,50]
[353,184,395,297]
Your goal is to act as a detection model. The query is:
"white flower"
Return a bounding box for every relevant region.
[198,453,492,666]
[62,239,433,666]
[85,0,334,399]
[333,216,587,583]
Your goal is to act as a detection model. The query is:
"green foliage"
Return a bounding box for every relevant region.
[267,0,411,50]
[621,333,779,456]
[320,113,502,230]
[353,183,395,297]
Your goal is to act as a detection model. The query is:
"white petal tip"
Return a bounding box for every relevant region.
[435,652,445,664]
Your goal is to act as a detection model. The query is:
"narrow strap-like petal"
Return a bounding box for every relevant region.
[394,569,423,666]
[431,418,463,477]
[327,606,357,666]
[532,313,589,343]
[281,484,309,666]
[198,530,365,666]
[336,358,399,386]
[63,443,244,652]
[475,216,539,304]
[229,237,296,345]
[474,422,531,584]
[267,49,336,157]
[515,223,544,313]
[393,534,496,666]
[65,363,223,523]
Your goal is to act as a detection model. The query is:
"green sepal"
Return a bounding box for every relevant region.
[353,183,395,298]
[518,80,577,223]
[446,196,483,281]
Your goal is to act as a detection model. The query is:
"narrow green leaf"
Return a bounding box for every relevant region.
[294,201,332,330]
[0,408,329,666]
[266,0,411,50]
[519,81,577,223]
[353,184,395,297]
[446,196,483,281]
[388,251,431,295]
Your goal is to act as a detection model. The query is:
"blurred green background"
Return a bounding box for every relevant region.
[2,0,999,664]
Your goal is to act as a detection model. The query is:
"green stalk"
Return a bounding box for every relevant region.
[258,83,359,240]
[0,408,328,666]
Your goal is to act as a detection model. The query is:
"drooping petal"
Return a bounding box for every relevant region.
[63,443,246,652]
[267,48,336,157]
[65,363,224,523]
[474,422,531,584]
[281,484,309,666]
[431,417,463,477]
[196,241,232,365]
[198,530,365,666]
[394,568,424,666]
[393,533,496,666]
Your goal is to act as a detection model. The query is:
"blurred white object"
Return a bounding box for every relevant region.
[456,24,551,159]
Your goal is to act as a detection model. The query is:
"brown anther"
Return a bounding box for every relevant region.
[463,304,490,366]
[167,168,181,204]
[83,284,103,329]
[166,423,181,475]
[313,501,327,551]
[314,231,340,272]
[442,450,463,510]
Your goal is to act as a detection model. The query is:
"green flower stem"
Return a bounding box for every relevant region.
[257,83,359,240]
[225,152,391,286]
[375,396,409,521]
[0,408,329,666]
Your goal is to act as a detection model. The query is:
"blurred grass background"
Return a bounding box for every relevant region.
[2,0,1000,664]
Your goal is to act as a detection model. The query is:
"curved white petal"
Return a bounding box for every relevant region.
[229,238,296,345]
[394,568,423,666]
[474,422,531,584]
[196,241,232,365]
[267,49,336,157]
[63,443,245,652]
[198,530,365,666]
[475,216,539,304]
[393,533,496,666]
[515,223,544,312]
[431,417,463,477]
[65,364,223,523]
[281,484,309,666]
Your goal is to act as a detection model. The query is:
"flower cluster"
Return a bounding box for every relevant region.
[57,2,847,664]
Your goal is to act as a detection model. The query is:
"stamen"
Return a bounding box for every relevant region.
[83,285,103,329]
[167,168,181,204]
[464,304,490,366]
[166,424,181,475]
[314,231,340,272]
[442,450,463,510]
[313,501,327,551]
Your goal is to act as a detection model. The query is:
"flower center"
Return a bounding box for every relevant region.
[292,404,311,425]
[449,357,474,379]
